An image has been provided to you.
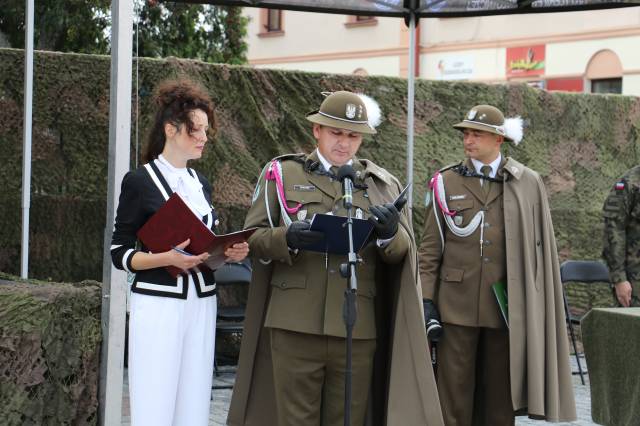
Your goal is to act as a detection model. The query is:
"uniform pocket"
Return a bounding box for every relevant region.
[285,190,323,205]
[440,266,464,283]
[270,267,307,291]
[448,199,474,213]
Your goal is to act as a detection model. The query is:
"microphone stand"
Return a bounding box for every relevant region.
[339,176,358,426]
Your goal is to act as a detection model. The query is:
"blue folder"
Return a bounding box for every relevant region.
[303,213,374,255]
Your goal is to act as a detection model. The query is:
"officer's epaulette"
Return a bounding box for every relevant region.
[439,162,462,173]
[270,153,306,164]
[358,159,396,186]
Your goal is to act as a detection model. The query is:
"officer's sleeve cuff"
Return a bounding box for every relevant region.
[609,271,628,286]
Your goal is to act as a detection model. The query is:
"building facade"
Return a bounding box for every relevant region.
[244,7,640,96]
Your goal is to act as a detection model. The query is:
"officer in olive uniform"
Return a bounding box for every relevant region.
[602,166,640,307]
[419,105,523,426]
[244,91,410,426]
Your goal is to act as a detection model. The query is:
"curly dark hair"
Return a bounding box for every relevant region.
[143,78,216,163]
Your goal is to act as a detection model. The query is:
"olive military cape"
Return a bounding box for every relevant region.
[227,155,443,426]
[423,157,576,421]
[502,158,576,421]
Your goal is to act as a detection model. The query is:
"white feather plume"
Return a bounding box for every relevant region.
[357,93,382,129]
[503,116,524,145]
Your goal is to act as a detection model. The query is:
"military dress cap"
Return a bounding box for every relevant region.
[306,90,377,135]
[453,104,514,142]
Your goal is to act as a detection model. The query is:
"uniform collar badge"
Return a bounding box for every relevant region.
[297,210,308,221]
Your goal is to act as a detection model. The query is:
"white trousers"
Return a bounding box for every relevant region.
[128,280,217,426]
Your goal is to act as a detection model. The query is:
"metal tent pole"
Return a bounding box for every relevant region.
[406,4,417,208]
[99,0,133,424]
[20,0,34,278]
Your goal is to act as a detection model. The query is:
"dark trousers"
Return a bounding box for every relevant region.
[270,328,376,426]
[437,323,514,426]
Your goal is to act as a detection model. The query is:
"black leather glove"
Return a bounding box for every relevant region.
[423,299,443,342]
[285,220,324,250]
[368,203,400,240]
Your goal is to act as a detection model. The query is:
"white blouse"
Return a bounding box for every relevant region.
[156,154,212,220]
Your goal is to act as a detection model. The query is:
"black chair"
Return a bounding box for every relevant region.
[559,260,610,385]
[212,259,252,389]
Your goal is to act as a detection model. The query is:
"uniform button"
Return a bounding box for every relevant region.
[329,269,336,274]
[281,282,287,288]
[484,239,491,246]
[536,241,541,246]
[483,257,490,263]
[484,223,491,228]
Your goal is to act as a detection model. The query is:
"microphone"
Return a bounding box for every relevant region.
[337,165,357,210]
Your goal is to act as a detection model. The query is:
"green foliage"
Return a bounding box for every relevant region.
[134,2,248,64]
[1,48,639,304]
[0,274,102,425]
[0,0,111,54]
[0,1,248,64]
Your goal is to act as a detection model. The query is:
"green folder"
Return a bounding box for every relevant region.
[492,281,509,328]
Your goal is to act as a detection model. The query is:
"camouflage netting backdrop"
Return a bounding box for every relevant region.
[1,48,640,418]
[0,273,101,425]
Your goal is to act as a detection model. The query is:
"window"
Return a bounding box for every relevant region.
[258,8,284,37]
[345,15,377,27]
[266,9,281,32]
[591,78,622,94]
[586,50,623,94]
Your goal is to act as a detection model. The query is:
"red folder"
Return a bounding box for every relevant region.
[137,193,256,277]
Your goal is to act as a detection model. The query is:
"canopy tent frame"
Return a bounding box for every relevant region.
[96,1,640,424]
[14,0,640,425]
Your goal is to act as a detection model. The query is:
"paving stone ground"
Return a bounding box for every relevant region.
[122,356,595,425]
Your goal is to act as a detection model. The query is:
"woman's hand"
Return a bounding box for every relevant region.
[224,242,249,263]
[165,238,210,272]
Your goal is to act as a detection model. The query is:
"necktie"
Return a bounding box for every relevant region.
[329,165,339,178]
[481,165,492,195]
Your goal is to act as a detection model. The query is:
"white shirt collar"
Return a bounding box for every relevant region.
[155,154,211,218]
[315,149,353,172]
[157,154,188,174]
[471,153,502,179]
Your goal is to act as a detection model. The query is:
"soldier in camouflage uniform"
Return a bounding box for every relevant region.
[602,166,640,307]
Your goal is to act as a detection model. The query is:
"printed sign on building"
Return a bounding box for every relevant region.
[506,45,545,78]
[437,56,475,81]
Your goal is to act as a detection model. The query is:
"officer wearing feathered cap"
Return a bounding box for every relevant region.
[229,91,443,426]
[418,105,576,425]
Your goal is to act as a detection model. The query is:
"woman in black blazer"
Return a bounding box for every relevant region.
[111,78,248,426]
